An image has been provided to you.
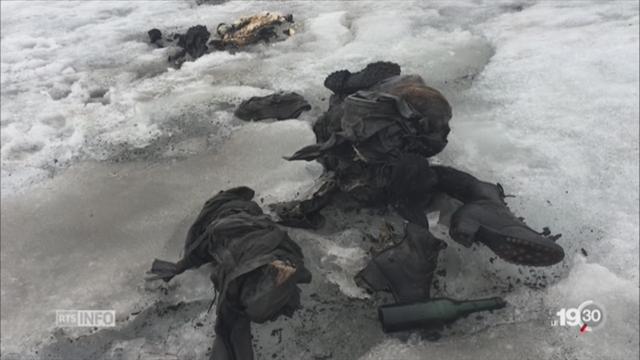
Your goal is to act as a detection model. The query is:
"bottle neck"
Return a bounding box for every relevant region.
[455,297,507,315]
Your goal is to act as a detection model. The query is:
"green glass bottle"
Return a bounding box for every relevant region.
[378,297,507,333]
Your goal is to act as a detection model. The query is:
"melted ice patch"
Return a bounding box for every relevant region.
[316,229,371,299]
[1,1,638,359]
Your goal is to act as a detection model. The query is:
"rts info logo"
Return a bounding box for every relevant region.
[56,310,116,328]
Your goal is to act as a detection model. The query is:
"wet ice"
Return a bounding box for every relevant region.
[1,1,638,359]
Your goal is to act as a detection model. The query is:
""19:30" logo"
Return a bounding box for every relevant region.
[552,300,605,333]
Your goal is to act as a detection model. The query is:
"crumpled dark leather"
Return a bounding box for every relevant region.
[149,186,311,360]
[234,92,311,121]
[324,61,401,95]
[356,222,446,303]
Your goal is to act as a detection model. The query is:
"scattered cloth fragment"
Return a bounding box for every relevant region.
[147,28,162,44]
[148,186,311,360]
[234,92,311,121]
[177,25,211,58]
[211,12,294,50]
[276,62,565,267]
[146,12,296,66]
[356,222,446,303]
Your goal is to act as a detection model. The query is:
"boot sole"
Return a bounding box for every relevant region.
[475,225,565,266]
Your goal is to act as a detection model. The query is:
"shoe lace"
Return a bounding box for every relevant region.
[497,183,514,198]
[208,287,218,313]
[496,183,515,204]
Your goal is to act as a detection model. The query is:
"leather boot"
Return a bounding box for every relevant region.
[449,182,564,266]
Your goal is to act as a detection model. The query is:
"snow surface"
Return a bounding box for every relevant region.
[1,0,638,359]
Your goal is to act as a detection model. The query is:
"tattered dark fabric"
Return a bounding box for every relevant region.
[286,90,420,162]
[148,28,162,44]
[234,92,311,121]
[323,61,401,96]
[177,25,211,58]
[372,75,452,157]
[276,64,456,231]
[295,75,452,163]
[277,62,565,268]
[149,186,311,360]
[285,86,444,214]
[356,222,446,303]
[387,154,438,227]
[148,13,294,67]
[269,178,338,229]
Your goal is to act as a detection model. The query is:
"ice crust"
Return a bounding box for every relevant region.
[1,1,638,359]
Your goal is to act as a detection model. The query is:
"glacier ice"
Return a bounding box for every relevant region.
[1,0,638,359]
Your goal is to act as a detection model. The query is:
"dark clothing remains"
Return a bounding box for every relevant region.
[149,186,311,360]
[153,25,211,66]
[148,28,162,44]
[276,61,564,270]
[324,61,401,96]
[356,222,446,303]
[234,92,311,121]
[211,12,294,50]
[177,25,211,59]
[148,13,295,67]
[286,90,425,162]
[285,88,442,220]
